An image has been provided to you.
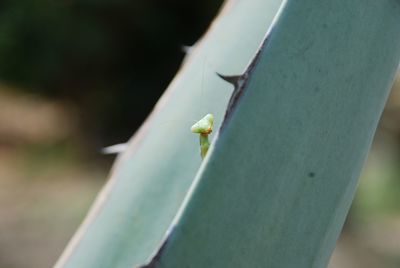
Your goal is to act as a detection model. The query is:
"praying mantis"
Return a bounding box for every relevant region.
[190,73,240,160]
[190,113,214,159]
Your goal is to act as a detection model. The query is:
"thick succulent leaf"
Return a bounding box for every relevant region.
[55,0,284,267]
[154,0,400,267]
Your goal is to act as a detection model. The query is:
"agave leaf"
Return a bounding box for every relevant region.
[55,0,284,267]
[153,0,400,267]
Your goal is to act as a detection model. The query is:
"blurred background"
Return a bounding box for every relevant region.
[0,1,398,267]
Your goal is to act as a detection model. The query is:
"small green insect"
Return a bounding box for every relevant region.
[190,113,214,159]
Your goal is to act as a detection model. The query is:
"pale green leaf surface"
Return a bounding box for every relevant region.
[55,0,284,267]
[157,0,400,267]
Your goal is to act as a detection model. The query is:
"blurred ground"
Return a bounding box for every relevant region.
[0,85,108,267]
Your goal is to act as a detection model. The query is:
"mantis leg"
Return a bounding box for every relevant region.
[199,134,210,159]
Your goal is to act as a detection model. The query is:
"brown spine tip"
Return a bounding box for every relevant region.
[216,72,242,87]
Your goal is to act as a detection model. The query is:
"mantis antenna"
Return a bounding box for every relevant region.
[102,57,216,160]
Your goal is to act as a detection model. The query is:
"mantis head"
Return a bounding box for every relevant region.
[190,114,214,135]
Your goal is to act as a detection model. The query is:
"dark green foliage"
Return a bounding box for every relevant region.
[0,0,222,143]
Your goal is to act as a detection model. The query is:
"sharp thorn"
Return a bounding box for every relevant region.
[216,72,242,86]
[181,45,193,54]
[101,143,128,154]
